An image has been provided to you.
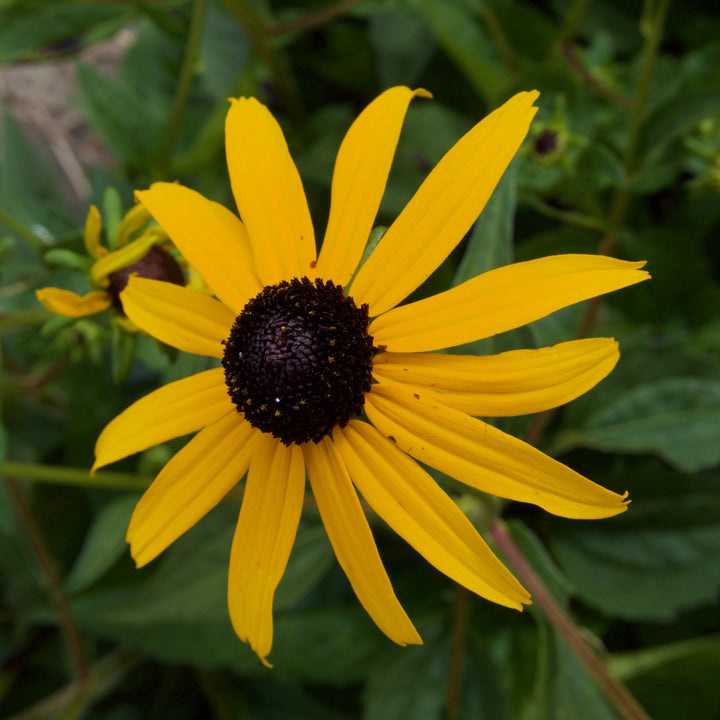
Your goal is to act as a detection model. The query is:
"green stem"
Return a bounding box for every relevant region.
[4,477,89,683]
[523,196,610,234]
[554,0,593,50]
[577,0,668,329]
[5,649,139,720]
[477,1,522,76]
[444,586,471,719]
[624,0,671,176]
[490,521,653,720]
[0,208,46,249]
[156,0,208,180]
[2,461,152,491]
[222,0,303,121]
[0,308,52,334]
[526,2,669,448]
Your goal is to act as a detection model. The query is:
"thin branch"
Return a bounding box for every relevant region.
[4,477,89,682]
[561,44,633,111]
[269,0,361,36]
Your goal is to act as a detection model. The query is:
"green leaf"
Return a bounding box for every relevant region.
[450,160,534,357]
[363,621,448,720]
[0,113,68,233]
[545,461,720,621]
[367,11,435,88]
[274,524,334,612]
[637,86,720,162]
[364,615,512,720]
[67,504,259,672]
[454,158,517,283]
[410,0,506,103]
[558,377,720,472]
[506,522,572,606]
[0,1,129,63]
[611,635,720,720]
[523,623,617,720]
[199,2,250,99]
[67,504,345,675]
[380,102,473,220]
[77,62,162,173]
[65,495,138,593]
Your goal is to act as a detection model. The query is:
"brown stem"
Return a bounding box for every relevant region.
[269,0,361,36]
[561,44,633,111]
[490,521,652,720]
[4,477,89,682]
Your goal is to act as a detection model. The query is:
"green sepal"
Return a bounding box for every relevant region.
[43,248,94,273]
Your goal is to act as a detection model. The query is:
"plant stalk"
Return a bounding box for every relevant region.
[490,521,652,720]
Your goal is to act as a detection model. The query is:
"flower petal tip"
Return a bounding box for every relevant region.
[413,87,433,100]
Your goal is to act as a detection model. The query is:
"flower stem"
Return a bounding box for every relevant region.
[444,585,471,719]
[4,477,89,683]
[490,520,652,720]
[2,461,152,491]
[156,0,208,180]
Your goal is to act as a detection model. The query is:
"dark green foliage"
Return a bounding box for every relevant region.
[2,0,720,718]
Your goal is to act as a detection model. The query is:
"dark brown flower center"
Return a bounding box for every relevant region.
[107,246,185,313]
[222,277,376,445]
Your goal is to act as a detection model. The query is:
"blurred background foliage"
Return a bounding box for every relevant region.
[1,0,720,718]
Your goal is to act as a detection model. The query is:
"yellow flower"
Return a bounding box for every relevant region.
[36,202,185,320]
[92,87,649,666]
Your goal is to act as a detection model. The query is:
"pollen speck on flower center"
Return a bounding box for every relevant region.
[222,277,376,445]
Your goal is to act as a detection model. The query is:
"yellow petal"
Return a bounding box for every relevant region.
[315,87,431,286]
[370,255,650,353]
[93,368,233,474]
[365,383,629,519]
[84,205,107,259]
[136,183,262,313]
[303,437,422,646]
[117,202,154,247]
[228,435,305,667]
[334,420,530,609]
[90,234,157,287]
[350,91,539,315]
[225,97,316,285]
[36,287,111,317]
[372,338,619,417]
[127,413,259,567]
[122,276,234,358]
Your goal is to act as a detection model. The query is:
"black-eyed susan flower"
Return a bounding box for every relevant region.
[92,87,649,666]
[36,201,185,320]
